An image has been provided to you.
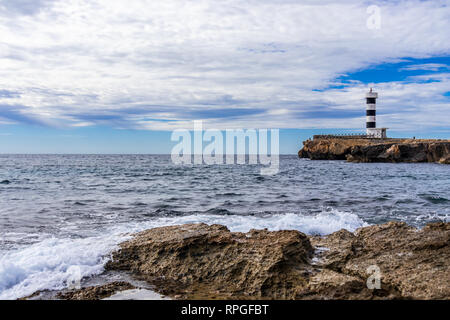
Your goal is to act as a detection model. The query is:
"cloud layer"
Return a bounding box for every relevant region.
[0,0,449,131]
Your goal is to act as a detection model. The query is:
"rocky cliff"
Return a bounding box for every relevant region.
[46,221,448,300]
[298,138,450,164]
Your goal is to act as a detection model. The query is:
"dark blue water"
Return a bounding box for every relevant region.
[0,154,449,298]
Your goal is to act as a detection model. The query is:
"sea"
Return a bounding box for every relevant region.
[0,154,449,299]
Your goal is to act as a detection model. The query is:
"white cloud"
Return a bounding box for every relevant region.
[400,63,449,72]
[0,0,449,131]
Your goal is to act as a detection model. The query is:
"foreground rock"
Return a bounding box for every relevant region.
[105,224,314,299]
[102,222,449,300]
[298,138,450,164]
[309,222,449,299]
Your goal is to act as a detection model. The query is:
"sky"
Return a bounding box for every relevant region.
[0,0,449,154]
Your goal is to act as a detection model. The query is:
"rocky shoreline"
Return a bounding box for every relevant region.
[26,221,450,300]
[298,138,450,163]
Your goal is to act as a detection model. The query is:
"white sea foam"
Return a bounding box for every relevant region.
[150,210,370,235]
[0,234,131,300]
[103,288,168,300]
[0,210,368,300]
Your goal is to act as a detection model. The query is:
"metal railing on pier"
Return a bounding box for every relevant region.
[312,133,374,140]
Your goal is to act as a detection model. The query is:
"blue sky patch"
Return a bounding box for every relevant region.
[337,56,450,85]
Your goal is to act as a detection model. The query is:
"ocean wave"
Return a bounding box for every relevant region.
[146,210,369,235]
[418,194,449,204]
[0,234,130,300]
[400,212,450,224]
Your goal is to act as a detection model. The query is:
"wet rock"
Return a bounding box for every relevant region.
[56,281,135,300]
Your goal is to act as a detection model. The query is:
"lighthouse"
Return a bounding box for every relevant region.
[365,88,387,138]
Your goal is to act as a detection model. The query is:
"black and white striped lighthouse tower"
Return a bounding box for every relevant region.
[365,88,387,138]
[366,88,377,131]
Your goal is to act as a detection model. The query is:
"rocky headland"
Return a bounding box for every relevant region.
[36,221,449,300]
[298,138,450,164]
